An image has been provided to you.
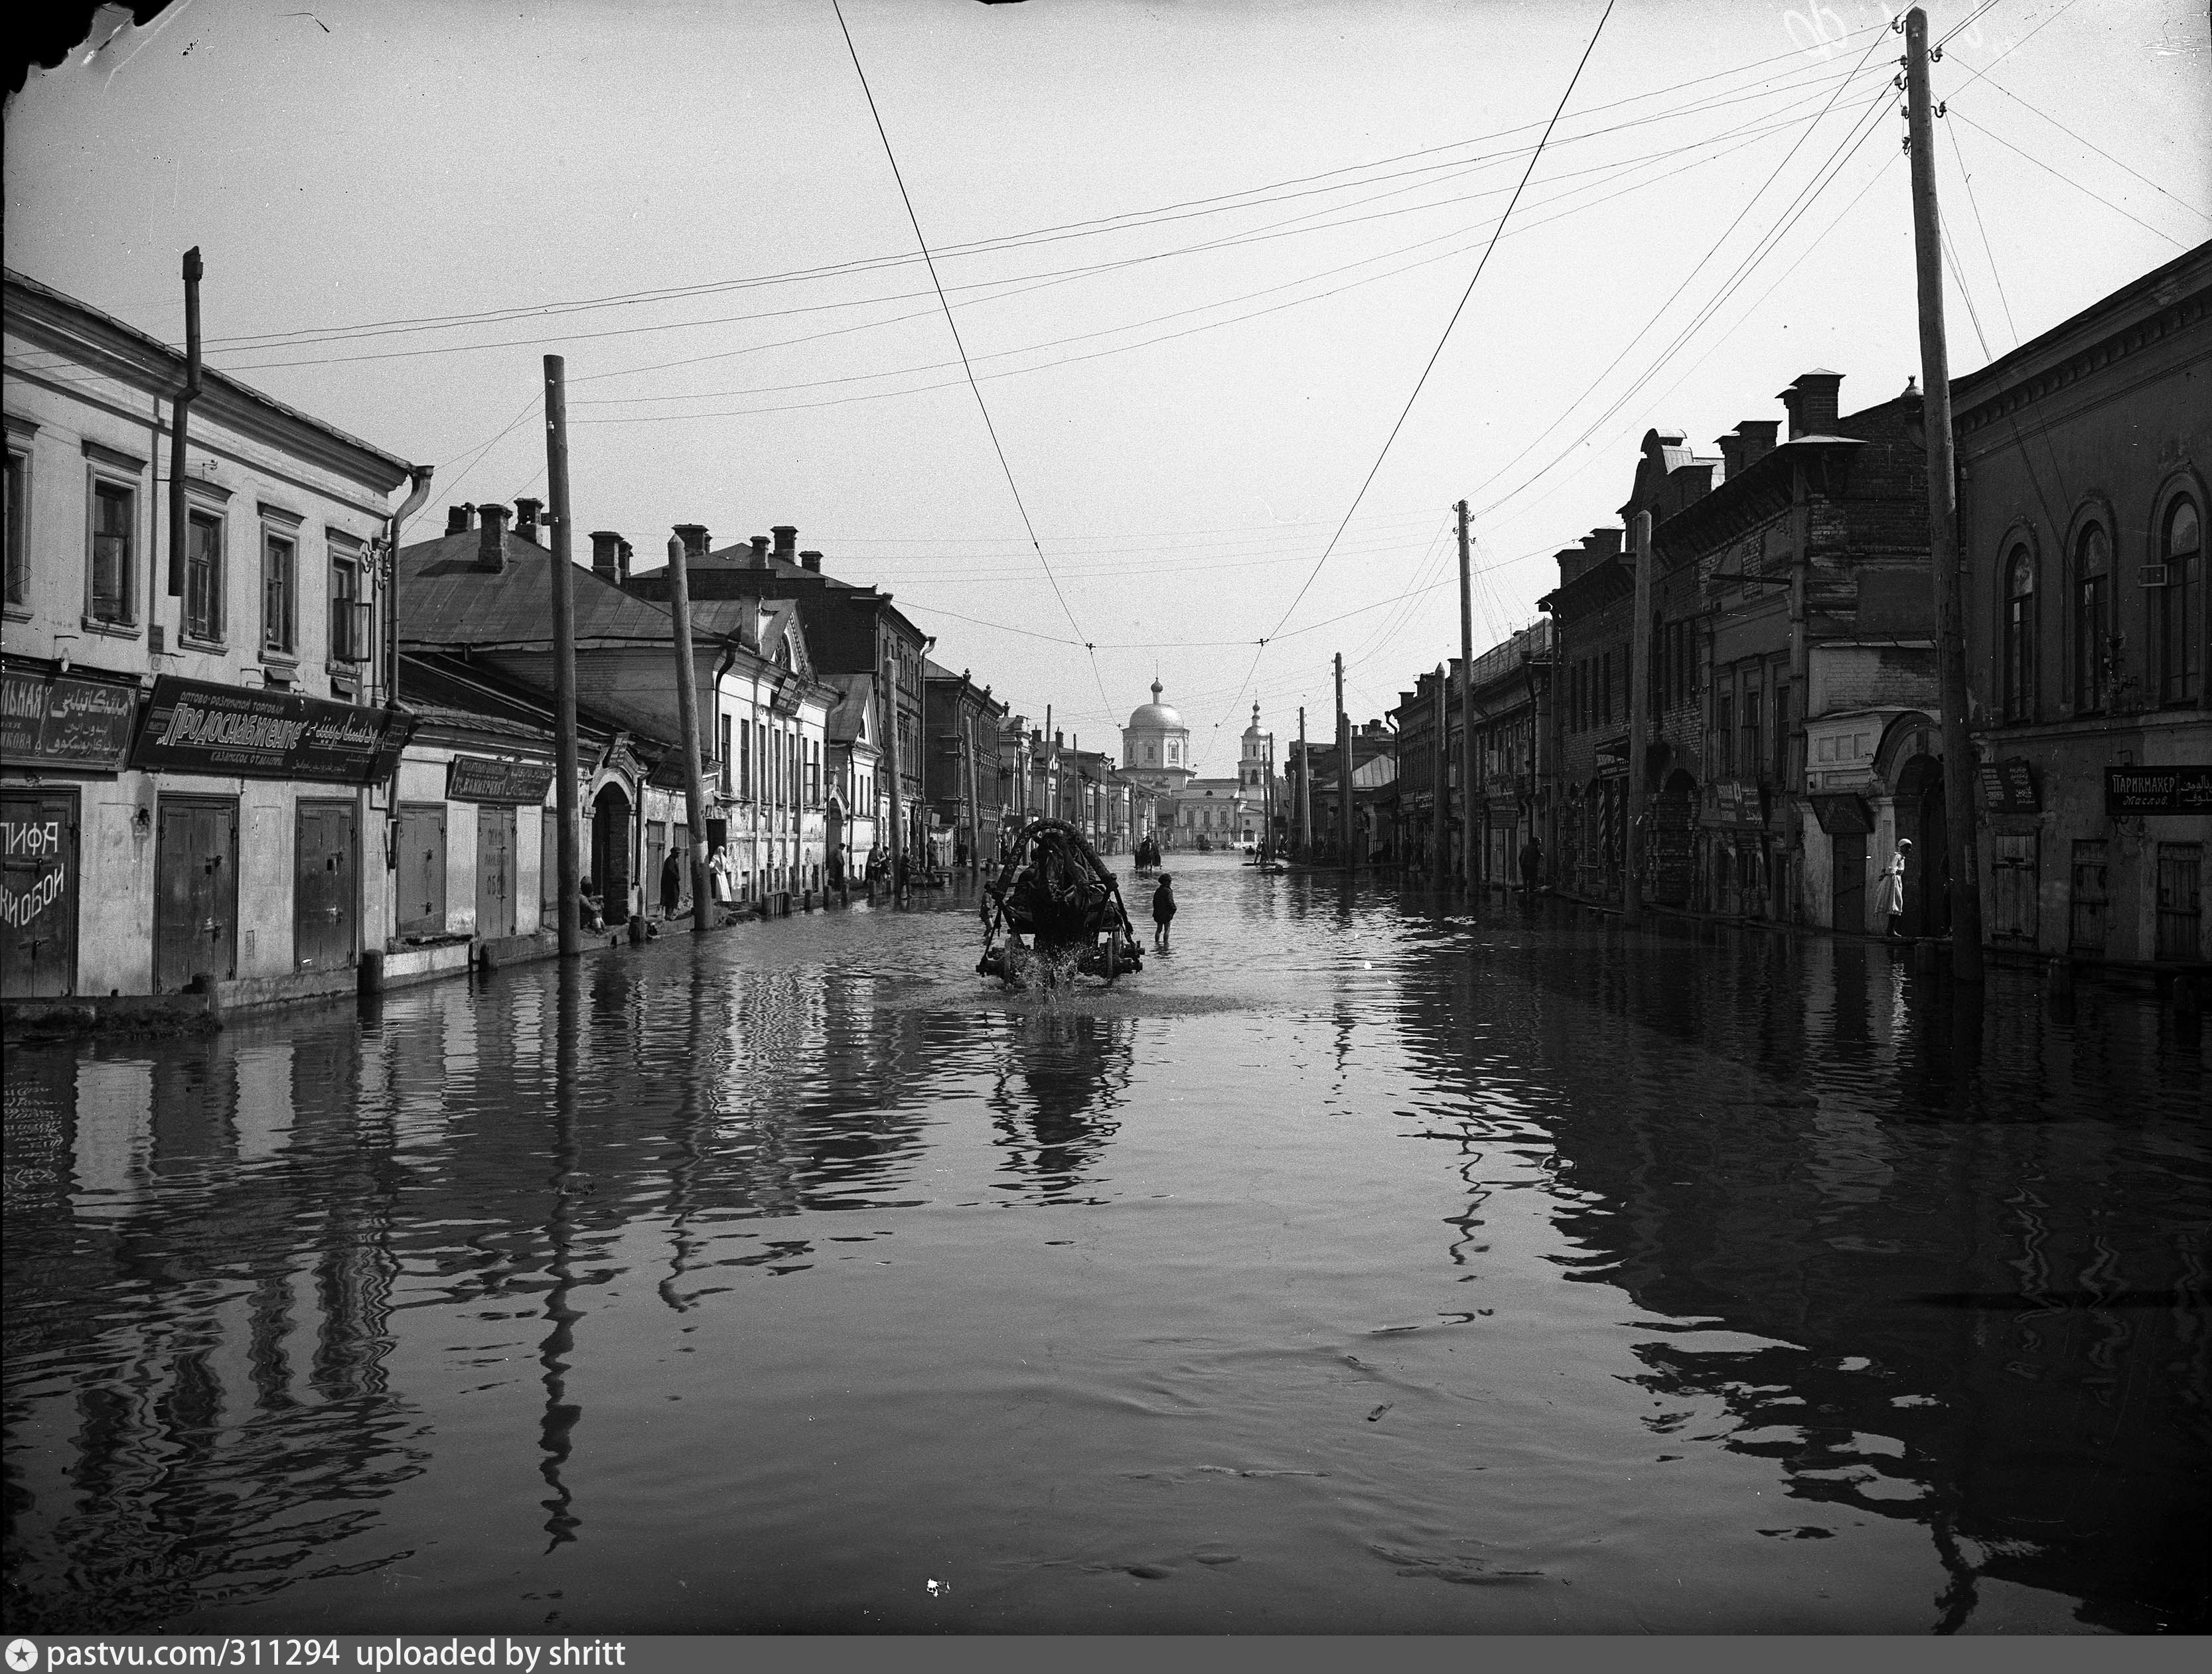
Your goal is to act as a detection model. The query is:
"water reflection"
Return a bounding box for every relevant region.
[1393,903,2207,1632]
[990,1011,1132,1202]
[3,872,2205,1633]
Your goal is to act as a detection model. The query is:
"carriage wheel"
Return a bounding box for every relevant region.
[1103,932,1120,986]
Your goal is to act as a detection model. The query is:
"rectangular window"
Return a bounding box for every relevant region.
[1715,692,1734,776]
[2163,548,2202,705]
[184,510,224,642]
[741,720,753,799]
[718,714,733,795]
[329,549,366,662]
[1772,683,1790,786]
[1741,679,1761,782]
[3,445,27,608]
[262,529,296,654]
[90,478,135,624]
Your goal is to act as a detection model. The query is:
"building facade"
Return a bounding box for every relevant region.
[4,269,421,1003]
[1953,243,2210,969]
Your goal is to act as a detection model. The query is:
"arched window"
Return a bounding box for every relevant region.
[2074,523,2109,713]
[2003,546,2035,722]
[2161,496,2201,705]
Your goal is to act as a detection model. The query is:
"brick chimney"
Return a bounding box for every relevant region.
[1779,370,1843,439]
[513,497,543,543]
[799,549,823,573]
[446,504,473,535]
[590,530,623,582]
[1717,419,1782,478]
[673,523,710,559]
[617,539,633,583]
[772,525,798,563]
[476,503,508,572]
[749,535,771,566]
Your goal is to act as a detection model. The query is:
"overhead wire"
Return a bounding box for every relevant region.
[829,0,1111,716]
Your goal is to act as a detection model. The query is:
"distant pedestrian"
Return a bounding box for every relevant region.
[709,845,733,904]
[1518,835,1544,904]
[1151,873,1177,949]
[1876,837,1911,938]
[660,849,683,918]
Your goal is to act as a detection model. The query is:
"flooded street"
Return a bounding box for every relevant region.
[5,855,2206,1634]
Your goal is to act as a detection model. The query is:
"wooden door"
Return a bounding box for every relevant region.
[397,803,447,936]
[476,803,516,940]
[155,796,238,992]
[1990,833,2038,943]
[293,800,357,971]
[2,786,79,997]
[1831,831,1866,935]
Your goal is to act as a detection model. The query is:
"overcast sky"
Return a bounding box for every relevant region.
[8,0,2207,770]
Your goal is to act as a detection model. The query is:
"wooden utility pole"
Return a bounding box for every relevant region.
[1624,508,1654,928]
[1297,706,1311,860]
[665,529,716,928]
[1905,6,1986,981]
[1431,663,1448,884]
[1457,500,1477,893]
[884,651,906,900]
[1335,653,1354,869]
[544,356,583,957]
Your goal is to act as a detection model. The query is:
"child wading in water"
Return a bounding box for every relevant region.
[1152,873,1177,949]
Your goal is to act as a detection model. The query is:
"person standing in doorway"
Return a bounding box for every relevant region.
[1152,872,1177,949]
[660,848,684,920]
[1518,834,1544,905]
[1876,837,1910,938]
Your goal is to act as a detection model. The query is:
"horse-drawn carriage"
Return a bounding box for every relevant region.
[978,818,1142,989]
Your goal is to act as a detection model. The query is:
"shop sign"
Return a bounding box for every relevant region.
[1808,794,1872,835]
[129,675,413,786]
[1978,756,2040,813]
[0,669,139,770]
[2105,764,2212,815]
[447,754,556,804]
[1710,780,1766,828]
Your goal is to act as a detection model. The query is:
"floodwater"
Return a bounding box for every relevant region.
[4,855,2206,1634]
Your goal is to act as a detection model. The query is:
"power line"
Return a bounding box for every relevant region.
[1947,109,2187,248]
[830,0,1110,715]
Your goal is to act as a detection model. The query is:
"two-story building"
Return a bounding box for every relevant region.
[1953,242,2209,970]
[924,661,1008,868]
[5,269,422,1004]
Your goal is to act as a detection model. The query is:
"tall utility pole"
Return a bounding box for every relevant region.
[1432,664,1449,885]
[544,356,582,957]
[1457,500,1477,894]
[665,529,715,928]
[1297,706,1311,861]
[1624,509,1655,928]
[884,648,906,900]
[1905,6,1986,981]
[1335,652,1354,869]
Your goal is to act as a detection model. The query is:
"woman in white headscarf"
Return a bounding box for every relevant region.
[1875,837,1911,939]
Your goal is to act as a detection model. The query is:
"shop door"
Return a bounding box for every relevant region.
[1990,833,2038,943]
[1,786,79,997]
[645,820,668,914]
[397,803,447,936]
[1831,831,1866,934]
[2156,843,2203,961]
[2069,839,2109,953]
[294,800,358,972]
[476,804,516,941]
[155,796,238,992]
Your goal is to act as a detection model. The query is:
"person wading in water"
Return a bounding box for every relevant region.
[1152,872,1177,949]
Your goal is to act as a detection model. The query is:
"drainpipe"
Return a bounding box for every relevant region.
[166,247,202,602]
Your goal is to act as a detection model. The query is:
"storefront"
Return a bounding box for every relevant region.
[125,675,411,993]
[1,660,140,997]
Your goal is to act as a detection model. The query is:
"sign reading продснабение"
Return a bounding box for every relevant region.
[2104,765,2212,815]
[128,675,413,786]
[447,754,557,804]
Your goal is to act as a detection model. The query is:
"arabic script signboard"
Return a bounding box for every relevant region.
[2104,764,2212,816]
[447,754,557,804]
[1977,757,2040,813]
[129,676,413,786]
[0,669,140,770]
